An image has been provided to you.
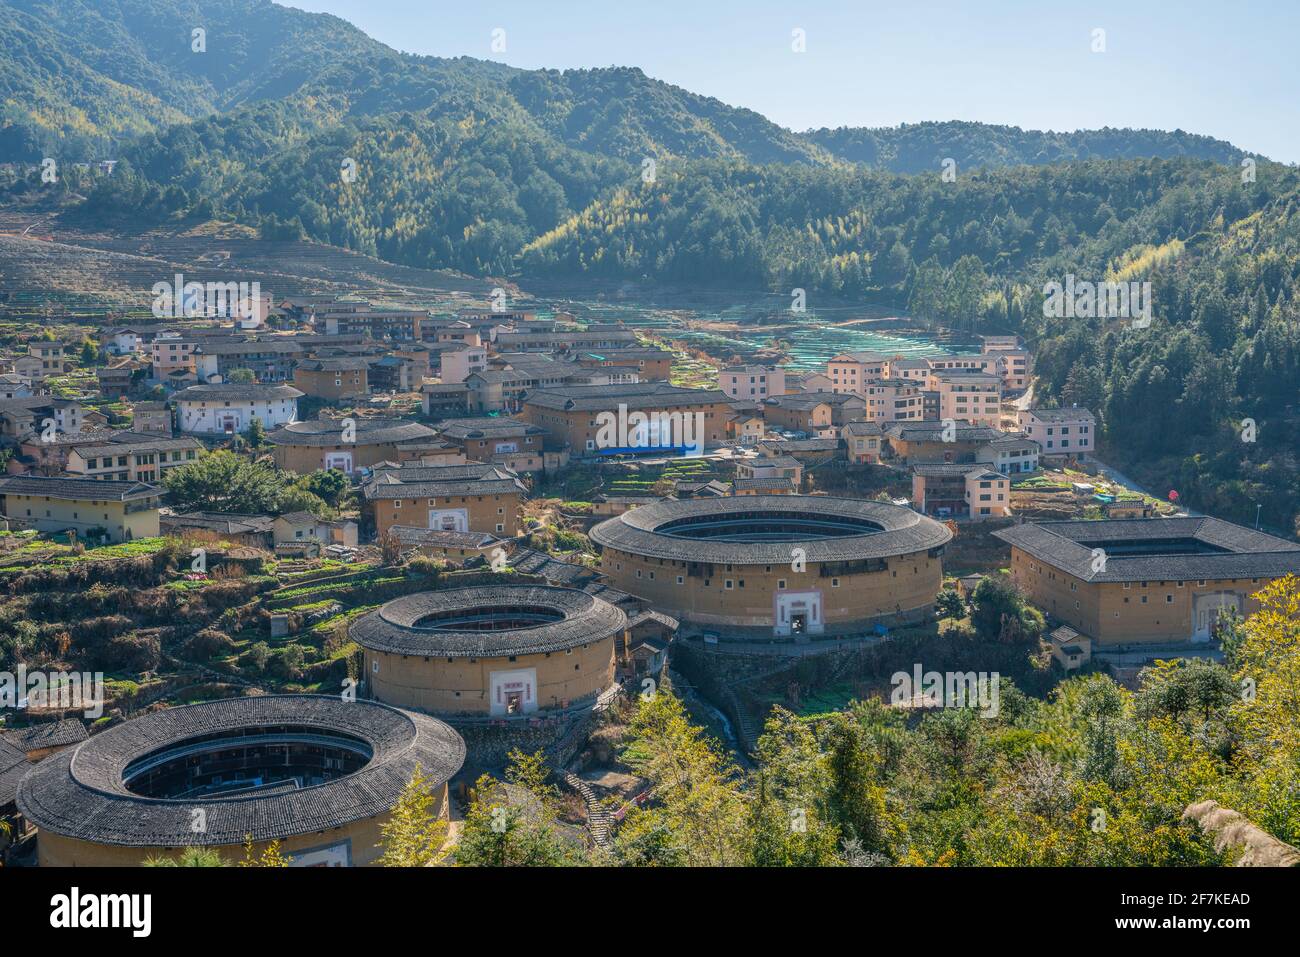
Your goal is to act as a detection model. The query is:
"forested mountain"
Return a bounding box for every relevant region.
[807,121,1249,174]
[4,0,1300,533]
[0,0,1249,169]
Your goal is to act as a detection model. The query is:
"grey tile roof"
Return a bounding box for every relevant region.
[350,585,625,658]
[994,518,1300,582]
[0,475,162,502]
[884,423,1002,443]
[843,421,883,436]
[1,718,88,754]
[267,418,438,447]
[16,695,465,847]
[363,463,527,499]
[171,383,303,402]
[522,383,729,412]
[387,526,501,549]
[161,511,276,536]
[434,417,543,439]
[506,547,600,585]
[0,737,28,807]
[1023,407,1095,422]
[589,494,952,565]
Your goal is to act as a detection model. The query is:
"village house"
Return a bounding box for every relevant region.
[975,433,1041,474]
[842,420,884,464]
[0,475,163,542]
[773,391,867,431]
[1017,407,1096,460]
[719,365,787,401]
[521,382,731,456]
[171,382,302,435]
[265,418,441,475]
[996,517,1300,645]
[65,435,202,483]
[292,357,370,402]
[910,464,1011,520]
[927,369,1004,428]
[361,462,527,539]
[433,416,547,472]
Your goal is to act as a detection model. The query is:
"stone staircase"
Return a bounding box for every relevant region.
[560,771,612,848]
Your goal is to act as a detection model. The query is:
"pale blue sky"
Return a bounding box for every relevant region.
[286,0,1300,162]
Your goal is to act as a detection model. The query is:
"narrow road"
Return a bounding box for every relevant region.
[1089,455,1199,517]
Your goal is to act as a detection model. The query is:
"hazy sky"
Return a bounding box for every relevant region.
[285,0,1300,162]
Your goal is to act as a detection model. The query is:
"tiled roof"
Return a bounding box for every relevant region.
[387,525,501,549]
[495,547,598,585]
[0,737,29,807]
[16,695,465,847]
[1023,407,1096,422]
[69,435,201,457]
[843,421,883,436]
[362,463,526,499]
[434,417,541,439]
[884,422,1002,443]
[0,475,162,502]
[590,494,951,565]
[161,511,275,536]
[266,418,437,447]
[522,383,729,412]
[350,585,626,657]
[171,383,303,402]
[994,518,1300,582]
[1,718,88,754]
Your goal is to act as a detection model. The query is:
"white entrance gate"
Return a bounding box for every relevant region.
[1192,591,1242,642]
[428,508,469,532]
[774,591,823,637]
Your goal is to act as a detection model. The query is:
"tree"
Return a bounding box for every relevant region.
[970,575,1043,643]
[226,368,256,383]
[377,764,450,866]
[455,750,582,867]
[244,415,266,448]
[935,587,965,620]
[143,846,226,867]
[238,837,292,867]
[298,469,349,508]
[165,451,286,513]
[613,688,748,866]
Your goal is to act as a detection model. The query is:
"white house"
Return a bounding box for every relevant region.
[171,383,302,435]
[1017,407,1095,459]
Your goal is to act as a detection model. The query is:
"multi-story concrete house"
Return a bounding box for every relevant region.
[826,352,888,395]
[28,340,66,376]
[975,433,1041,474]
[911,464,1010,520]
[65,435,202,483]
[1017,407,1095,459]
[719,365,786,401]
[928,369,1003,427]
[862,379,924,423]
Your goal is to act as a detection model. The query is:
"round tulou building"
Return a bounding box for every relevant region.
[17,695,465,867]
[350,584,625,717]
[589,494,951,639]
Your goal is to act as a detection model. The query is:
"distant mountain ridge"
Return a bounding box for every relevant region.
[0,0,1257,170]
